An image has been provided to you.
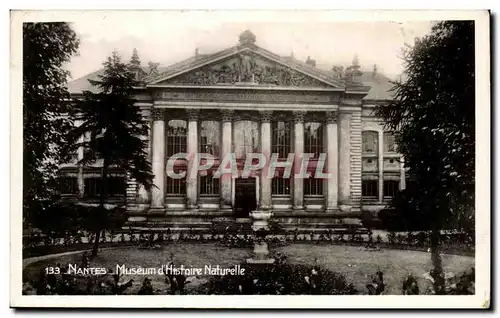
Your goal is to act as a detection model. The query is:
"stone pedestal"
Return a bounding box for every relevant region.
[247,210,275,264]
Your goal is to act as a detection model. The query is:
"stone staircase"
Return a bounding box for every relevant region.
[122,209,369,236]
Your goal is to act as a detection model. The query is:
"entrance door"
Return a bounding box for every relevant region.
[234,178,257,218]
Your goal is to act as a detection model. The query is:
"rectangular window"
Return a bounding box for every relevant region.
[383,132,397,153]
[304,122,323,158]
[272,177,291,195]
[167,177,186,195]
[167,120,187,157]
[362,131,378,154]
[199,175,220,196]
[83,176,125,197]
[272,121,292,159]
[383,180,399,197]
[362,179,378,198]
[84,177,101,198]
[304,178,323,196]
[107,176,126,196]
[233,121,259,160]
[58,176,78,195]
[83,147,101,160]
[70,150,79,163]
[200,121,221,156]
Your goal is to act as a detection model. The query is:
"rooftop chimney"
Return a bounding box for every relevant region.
[305,56,316,67]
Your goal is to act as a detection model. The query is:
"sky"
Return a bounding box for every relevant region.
[63,11,434,81]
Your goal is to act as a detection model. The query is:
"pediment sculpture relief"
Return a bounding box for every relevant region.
[167,52,330,87]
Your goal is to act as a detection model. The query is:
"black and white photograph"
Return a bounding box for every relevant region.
[10,9,490,308]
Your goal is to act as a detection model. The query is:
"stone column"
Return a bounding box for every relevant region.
[378,131,384,202]
[151,108,165,210]
[186,109,199,209]
[325,111,338,212]
[220,110,233,209]
[137,108,151,205]
[75,119,84,198]
[259,111,272,210]
[399,156,406,190]
[293,111,305,210]
[338,111,351,207]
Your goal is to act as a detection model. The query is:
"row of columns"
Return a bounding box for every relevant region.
[149,108,352,212]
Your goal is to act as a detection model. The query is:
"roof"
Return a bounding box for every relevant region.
[67,43,394,100]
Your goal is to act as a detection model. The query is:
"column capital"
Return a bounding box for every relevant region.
[187,109,200,121]
[141,108,152,121]
[259,110,273,123]
[293,110,306,123]
[325,111,337,124]
[152,108,164,121]
[221,109,234,122]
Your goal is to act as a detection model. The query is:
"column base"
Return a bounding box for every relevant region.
[246,258,275,264]
[292,206,304,211]
[325,207,339,213]
[148,207,165,215]
[339,204,352,213]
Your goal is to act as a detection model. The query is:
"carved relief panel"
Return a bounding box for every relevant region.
[167,52,330,87]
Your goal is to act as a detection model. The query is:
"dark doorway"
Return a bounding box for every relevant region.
[234,178,257,218]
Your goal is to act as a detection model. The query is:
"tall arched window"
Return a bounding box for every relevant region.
[362,131,378,154]
[200,121,221,156]
[304,122,323,158]
[166,120,187,195]
[233,120,259,160]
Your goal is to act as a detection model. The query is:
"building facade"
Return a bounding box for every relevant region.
[65,31,405,232]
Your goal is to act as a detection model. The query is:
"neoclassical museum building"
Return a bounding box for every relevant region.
[65,31,405,232]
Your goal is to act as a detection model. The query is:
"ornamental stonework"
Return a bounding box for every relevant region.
[186,109,200,121]
[152,108,164,121]
[159,90,333,104]
[293,110,306,123]
[220,109,234,122]
[325,111,337,124]
[259,110,273,123]
[166,53,331,88]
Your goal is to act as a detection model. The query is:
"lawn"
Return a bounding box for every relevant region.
[275,244,474,294]
[23,243,474,295]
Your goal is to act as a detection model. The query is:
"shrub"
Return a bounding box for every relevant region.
[198,262,357,295]
[402,274,420,295]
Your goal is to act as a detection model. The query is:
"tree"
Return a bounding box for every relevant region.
[23,23,80,227]
[375,21,475,294]
[71,50,153,256]
[130,48,141,68]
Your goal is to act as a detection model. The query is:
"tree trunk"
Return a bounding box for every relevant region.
[91,160,109,257]
[430,229,445,294]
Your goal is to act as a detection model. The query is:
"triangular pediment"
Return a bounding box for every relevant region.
[147,46,344,89]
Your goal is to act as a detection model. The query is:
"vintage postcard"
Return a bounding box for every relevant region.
[10,10,490,308]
